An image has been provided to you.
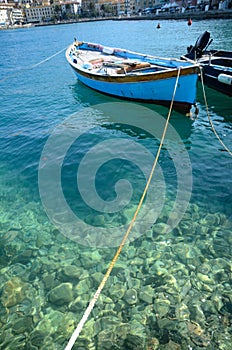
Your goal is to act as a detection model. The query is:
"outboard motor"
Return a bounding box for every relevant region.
[186,31,211,60]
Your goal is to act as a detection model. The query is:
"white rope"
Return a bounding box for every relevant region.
[0,46,67,83]
[29,47,67,69]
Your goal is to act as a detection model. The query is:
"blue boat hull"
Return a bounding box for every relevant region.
[73,68,198,112]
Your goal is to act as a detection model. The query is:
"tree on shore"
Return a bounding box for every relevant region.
[53,4,61,21]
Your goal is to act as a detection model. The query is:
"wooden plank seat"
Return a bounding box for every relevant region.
[116,62,151,73]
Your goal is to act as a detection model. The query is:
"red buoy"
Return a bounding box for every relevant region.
[188,18,192,26]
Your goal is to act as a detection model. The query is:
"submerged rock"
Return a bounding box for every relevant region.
[69,295,87,313]
[74,278,91,296]
[187,321,210,347]
[43,273,59,290]
[154,297,170,318]
[97,329,118,349]
[30,329,47,347]
[175,303,190,321]
[48,283,73,305]
[152,260,168,276]
[1,277,29,308]
[162,340,181,350]
[146,337,159,350]
[12,316,33,334]
[153,223,171,235]
[124,288,138,305]
[125,333,146,350]
[109,282,126,299]
[58,265,82,281]
[139,286,154,304]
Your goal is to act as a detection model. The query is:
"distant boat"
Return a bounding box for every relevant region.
[66,40,199,114]
[181,31,232,97]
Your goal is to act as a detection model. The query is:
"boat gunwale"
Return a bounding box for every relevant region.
[68,62,199,83]
[69,41,195,64]
[66,44,199,83]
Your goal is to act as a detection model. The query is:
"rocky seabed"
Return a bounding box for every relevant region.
[0,196,232,350]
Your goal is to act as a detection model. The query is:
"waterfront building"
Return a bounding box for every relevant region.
[24,4,54,22]
[81,0,133,15]
[10,7,24,23]
[81,0,166,15]
[0,2,18,26]
[94,0,125,15]
[134,0,164,13]
[60,1,81,16]
[23,1,81,22]
[0,7,9,25]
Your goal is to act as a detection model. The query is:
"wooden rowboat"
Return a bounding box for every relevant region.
[66,40,200,114]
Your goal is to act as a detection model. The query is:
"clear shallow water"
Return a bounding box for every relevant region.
[0,19,232,349]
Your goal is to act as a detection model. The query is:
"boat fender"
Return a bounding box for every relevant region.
[194,104,199,116]
[218,74,232,85]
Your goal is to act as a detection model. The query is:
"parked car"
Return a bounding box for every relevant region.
[142,7,152,14]
[142,7,161,14]
[186,5,196,11]
[170,6,181,13]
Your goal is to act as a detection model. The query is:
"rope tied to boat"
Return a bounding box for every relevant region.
[64,67,182,350]
[199,67,232,157]
[0,46,67,83]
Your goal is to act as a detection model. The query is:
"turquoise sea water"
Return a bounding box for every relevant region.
[0,19,232,349]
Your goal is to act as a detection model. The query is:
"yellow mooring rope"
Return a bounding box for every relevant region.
[199,67,232,157]
[64,67,182,350]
